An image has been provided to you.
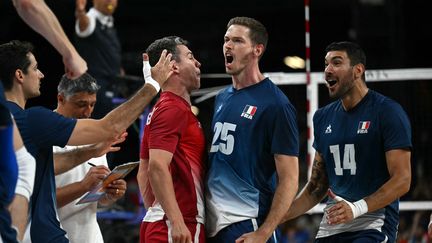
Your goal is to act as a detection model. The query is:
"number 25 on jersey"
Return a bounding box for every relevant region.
[329,144,357,176]
[210,122,237,155]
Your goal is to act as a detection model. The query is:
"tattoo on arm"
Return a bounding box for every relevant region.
[307,154,329,200]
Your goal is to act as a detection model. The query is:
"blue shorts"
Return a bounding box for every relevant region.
[315,229,387,243]
[207,219,281,243]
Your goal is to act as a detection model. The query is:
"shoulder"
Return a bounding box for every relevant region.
[314,100,340,121]
[368,90,406,114]
[153,93,191,119]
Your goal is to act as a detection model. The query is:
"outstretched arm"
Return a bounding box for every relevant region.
[54,132,126,175]
[67,51,173,146]
[12,0,87,79]
[236,154,299,243]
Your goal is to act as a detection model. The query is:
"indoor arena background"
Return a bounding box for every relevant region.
[1,0,431,242]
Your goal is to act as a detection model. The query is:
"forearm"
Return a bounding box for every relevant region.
[8,195,28,241]
[13,0,77,58]
[365,174,410,212]
[75,9,89,32]
[54,146,97,175]
[283,184,326,222]
[56,182,88,208]
[259,178,298,237]
[365,149,411,212]
[102,84,157,135]
[284,152,328,222]
[137,162,154,209]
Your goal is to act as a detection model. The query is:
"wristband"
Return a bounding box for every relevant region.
[332,194,368,219]
[142,59,160,92]
[351,199,368,218]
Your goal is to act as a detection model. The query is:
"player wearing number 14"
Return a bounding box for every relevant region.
[282,41,412,243]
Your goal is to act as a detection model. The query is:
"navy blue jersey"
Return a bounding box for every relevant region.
[313,90,411,242]
[0,125,18,243]
[6,102,76,243]
[206,78,299,236]
[1,82,19,243]
[0,81,12,126]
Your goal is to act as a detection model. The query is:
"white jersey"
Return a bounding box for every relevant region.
[54,145,106,243]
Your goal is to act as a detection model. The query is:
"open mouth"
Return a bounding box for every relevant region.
[327,79,337,87]
[226,55,233,64]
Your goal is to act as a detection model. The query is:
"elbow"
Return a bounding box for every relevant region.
[399,173,411,196]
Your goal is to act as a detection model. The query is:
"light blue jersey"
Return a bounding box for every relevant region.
[206,78,299,237]
[313,90,412,242]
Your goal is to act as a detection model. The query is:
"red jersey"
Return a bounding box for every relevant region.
[140,91,206,224]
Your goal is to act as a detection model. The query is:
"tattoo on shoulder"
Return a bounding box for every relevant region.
[307,156,329,199]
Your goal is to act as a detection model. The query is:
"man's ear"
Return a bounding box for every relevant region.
[14,69,24,84]
[354,63,365,80]
[253,44,264,58]
[172,62,180,74]
[57,93,65,104]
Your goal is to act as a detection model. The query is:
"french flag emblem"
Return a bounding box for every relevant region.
[241,105,257,120]
[357,121,370,134]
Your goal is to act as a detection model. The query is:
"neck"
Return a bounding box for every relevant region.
[341,81,369,111]
[231,63,265,90]
[5,87,27,109]
[162,82,191,105]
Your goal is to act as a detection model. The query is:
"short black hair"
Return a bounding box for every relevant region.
[0,40,34,90]
[325,41,366,67]
[146,36,189,66]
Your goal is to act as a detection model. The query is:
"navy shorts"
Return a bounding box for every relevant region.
[208,219,281,243]
[315,229,387,243]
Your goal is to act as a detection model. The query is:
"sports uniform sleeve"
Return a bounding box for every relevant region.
[379,99,412,151]
[26,107,77,148]
[148,105,188,154]
[0,125,18,206]
[270,102,299,156]
[14,146,36,201]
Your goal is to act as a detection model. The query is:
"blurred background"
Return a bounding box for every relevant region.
[1,0,431,242]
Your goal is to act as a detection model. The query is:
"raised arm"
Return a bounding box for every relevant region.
[12,0,87,79]
[67,52,173,146]
[75,0,90,32]
[236,154,299,243]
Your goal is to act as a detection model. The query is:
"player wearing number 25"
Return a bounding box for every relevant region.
[206,17,299,243]
[282,41,412,243]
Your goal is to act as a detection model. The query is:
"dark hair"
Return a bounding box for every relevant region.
[57,73,100,99]
[325,41,366,81]
[325,41,366,67]
[146,36,189,66]
[227,17,268,51]
[0,40,34,90]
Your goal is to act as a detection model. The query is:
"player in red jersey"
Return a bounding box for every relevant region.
[137,36,206,243]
